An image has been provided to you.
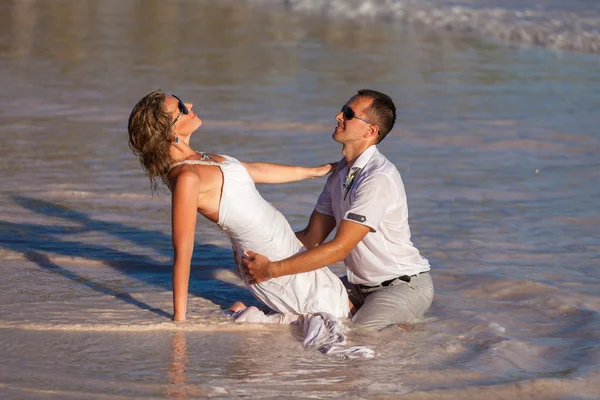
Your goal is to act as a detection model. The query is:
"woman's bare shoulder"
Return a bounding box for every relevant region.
[169,163,221,193]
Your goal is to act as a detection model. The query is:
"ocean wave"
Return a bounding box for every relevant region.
[243,0,600,54]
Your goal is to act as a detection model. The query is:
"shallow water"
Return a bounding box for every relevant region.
[1,0,599,398]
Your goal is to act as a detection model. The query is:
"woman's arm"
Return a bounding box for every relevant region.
[170,172,201,321]
[240,161,336,184]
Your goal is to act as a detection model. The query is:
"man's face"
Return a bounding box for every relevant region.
[332,96,374,145]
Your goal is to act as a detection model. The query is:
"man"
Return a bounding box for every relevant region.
[242,89,433,331]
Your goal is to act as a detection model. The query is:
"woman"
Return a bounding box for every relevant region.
[128,91,350,322]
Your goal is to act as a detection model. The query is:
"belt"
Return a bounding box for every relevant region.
[359,271,429,290]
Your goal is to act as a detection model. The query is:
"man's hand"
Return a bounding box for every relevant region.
[241,251,274,284]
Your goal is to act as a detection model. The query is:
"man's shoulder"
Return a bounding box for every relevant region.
[329,157,347,176]
[322,160,344,189]
[363,150,399,177]
[357,152,405,198]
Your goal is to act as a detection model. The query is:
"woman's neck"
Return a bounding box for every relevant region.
[169,140,197,163]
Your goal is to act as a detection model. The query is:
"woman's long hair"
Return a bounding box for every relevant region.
[128,90,175,193]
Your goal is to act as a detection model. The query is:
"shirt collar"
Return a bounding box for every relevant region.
[348,145,378,172]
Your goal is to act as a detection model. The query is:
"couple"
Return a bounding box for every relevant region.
[128,89,433,332]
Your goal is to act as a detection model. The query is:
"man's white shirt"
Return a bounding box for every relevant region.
[315,145,430,285]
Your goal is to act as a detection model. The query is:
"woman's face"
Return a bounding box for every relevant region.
[164,94,202,137]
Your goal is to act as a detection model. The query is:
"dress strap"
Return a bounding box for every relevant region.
[168,152,223,171]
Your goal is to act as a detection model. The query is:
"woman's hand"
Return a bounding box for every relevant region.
[312,162,338,179]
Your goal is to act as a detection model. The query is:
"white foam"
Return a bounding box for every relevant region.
[0,320,280,333]
[242,0,600,53]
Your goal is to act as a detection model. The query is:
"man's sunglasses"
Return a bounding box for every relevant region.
[341,105,375,126]
[170,95,189,127]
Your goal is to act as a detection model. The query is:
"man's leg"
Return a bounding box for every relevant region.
[351,273,434,331]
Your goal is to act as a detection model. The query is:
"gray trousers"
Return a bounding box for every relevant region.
[342,272,434,331]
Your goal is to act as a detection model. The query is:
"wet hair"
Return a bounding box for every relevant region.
[128,90,175,193]
[357,89,396,143]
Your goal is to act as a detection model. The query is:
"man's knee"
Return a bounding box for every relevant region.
[352,315,394,332]
[351,312,394,331]
[352,305,420,331]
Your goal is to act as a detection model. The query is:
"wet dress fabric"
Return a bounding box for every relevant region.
[172,156,373,358]
[172,155,350,318]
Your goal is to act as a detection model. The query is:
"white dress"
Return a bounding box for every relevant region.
[171,155,350,319]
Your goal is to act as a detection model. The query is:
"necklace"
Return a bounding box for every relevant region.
[168,151,216,172]
[195,151,213,161]
[175,151,213,163]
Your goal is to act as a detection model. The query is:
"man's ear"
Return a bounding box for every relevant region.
[364,124,380,141]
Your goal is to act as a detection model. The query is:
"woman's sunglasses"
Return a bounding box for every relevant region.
[170,95,189,127]
[341,105,375,126]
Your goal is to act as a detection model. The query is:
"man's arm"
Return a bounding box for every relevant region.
[295,210,336,248]
[242,220,371,284]
[240,161,336,184]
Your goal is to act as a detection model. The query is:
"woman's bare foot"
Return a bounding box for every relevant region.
[229,301,247,312]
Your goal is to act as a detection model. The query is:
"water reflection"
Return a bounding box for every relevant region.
[167,331,189,399]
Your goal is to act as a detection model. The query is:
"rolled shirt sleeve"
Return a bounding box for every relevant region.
[343,173,394,232]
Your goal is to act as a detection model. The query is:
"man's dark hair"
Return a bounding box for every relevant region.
[357,89,396,143]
